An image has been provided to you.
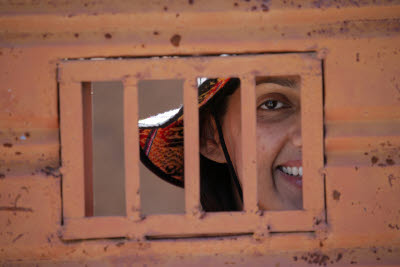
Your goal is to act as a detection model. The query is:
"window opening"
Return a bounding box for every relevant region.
[138,79,185,215]
[255,76,303,211]
[82,81,126,217]
[198,77,243,212]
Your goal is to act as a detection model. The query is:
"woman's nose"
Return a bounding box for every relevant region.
[290,116,302,148]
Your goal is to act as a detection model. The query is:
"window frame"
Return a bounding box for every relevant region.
[58,53,324,240]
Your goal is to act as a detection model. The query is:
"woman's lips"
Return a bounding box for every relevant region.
[276,160,303,189]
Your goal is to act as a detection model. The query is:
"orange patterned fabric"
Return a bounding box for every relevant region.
[139,78,231,187]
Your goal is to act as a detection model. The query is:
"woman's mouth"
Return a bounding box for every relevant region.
[277,161,302,189]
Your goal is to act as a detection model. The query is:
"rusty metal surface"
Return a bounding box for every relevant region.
[1,0,400,265]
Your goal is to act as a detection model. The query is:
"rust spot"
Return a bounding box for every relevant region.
[153,31,159,36]
[74,33,79,38]
[300,252,330,265]
[336,253,342,262]
[104,245,108,251]
[188,0,194,4]
[15,151,22,155]
[371,156,378,164]
[261,4,269,11]
[0,173,5,179]
[319,241,323,247]
[163,6,168,11]
[170,34,181,47]
[0,206,33,212]
[24,132,30,138]
[314,217,322,225]
[386,158,395,165]
[40,166,61,178]
[333,190,341,201]
[293,256,297,261]
[307,32,311,36]
[116,242,125,247]
[141,44,145,48]
[104,33,112,39]
[251,6,257,10]
[176,13,180,17]
[388,223,400,230]
[12,233,24,243]
[364,152,368,155]
[350,261,357,264]
[3,143,12,148]
[356,52,360,62]
[354,166,358,171]
[234,2,239,6]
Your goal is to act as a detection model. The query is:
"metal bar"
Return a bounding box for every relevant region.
[301,72,324,213]
[184,78,201,216]
[60,54,319,83]
[82,82,94,217]
[123,78,141,221]
[240,76,258,213]
[62,210,314,240]
[59,81,86,219]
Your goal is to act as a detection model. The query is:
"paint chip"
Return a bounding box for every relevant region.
[333,190,341,200]
[371,156,378,164]
[170,34,181,47]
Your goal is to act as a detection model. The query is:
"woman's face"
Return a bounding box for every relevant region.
[218,77,302,210]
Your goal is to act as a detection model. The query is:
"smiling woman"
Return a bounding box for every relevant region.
[139,76,303,212]
[199,76,302,211]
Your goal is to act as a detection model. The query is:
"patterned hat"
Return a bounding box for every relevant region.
[139,78,239,187]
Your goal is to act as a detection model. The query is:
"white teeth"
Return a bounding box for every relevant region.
[292,167,299,176]
[280,166,303,176]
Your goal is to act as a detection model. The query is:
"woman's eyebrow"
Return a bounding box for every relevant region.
[255,76,299,88]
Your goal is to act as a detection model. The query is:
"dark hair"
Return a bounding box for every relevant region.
[199,78,242,212]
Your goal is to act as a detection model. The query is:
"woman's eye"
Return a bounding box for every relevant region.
[259,99,287,110]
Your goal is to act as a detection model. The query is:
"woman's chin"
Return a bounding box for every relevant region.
[274,169,303,210]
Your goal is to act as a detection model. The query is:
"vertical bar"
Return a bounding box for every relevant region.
[301,73,324,212]
[60,81,86,218]
[82,82,94,217]
[123,78,141,221]
[240,76,258,213]
[184,78,201,215]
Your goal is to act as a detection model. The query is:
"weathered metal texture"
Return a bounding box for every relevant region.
[1,0,400,266]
